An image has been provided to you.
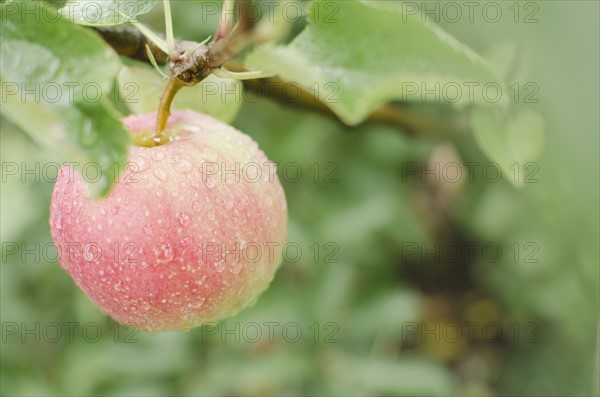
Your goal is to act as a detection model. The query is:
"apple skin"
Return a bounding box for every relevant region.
[49,110,287,333]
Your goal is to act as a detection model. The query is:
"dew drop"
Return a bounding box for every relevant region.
[154,168,168,182]
[230,261,243,274]
[207,211,215,221]
[171,156,193,174]
[236,198,247,210]
[213,260,224,272]
[192,201,203,212]
[100,208,106,216]
[114,281,122,291]
[151,151,165,162]
[205,178,216,189]
[143,224,153,235]
[134,157,150,172]
[188,298,206,310]
[177,211,190,226]
[158,244,175,262]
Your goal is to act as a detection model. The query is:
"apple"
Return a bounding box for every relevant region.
[49,110,287,333]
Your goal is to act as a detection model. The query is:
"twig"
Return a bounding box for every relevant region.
[240,75,445,135]
[94,26,168,64]
[214,0,234,43]
[93,23,463,136]
[207,0,257,68]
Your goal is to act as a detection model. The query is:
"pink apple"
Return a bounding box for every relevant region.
[49,110,287,332]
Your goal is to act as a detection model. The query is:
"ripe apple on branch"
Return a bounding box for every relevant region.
[50,0,288,333]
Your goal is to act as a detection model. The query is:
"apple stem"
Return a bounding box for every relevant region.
[156,77,183,135]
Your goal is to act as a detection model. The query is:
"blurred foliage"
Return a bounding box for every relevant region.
[1,1,598,396]
[0,2,130,196]
[246,0,504,125]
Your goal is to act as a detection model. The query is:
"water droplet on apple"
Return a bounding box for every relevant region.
[207,211,215,221]
[100,208,106,216]
[192,201,203,212]
[158,244,175,262]
[230,261,243,274]
[143,224,153,235]
[205,178,216,189]
[177,211,190,226]
[171,156,193,174]
[236,198,247,210]
[135,157,150,172]
[152,151,165,162]
[188,298,205,309]
[154,169,168,182]
[112,205,120,215]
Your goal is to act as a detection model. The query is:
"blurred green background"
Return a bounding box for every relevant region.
[1,0,598,396]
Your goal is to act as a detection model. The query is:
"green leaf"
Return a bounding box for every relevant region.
[483,41,518,81]
[0,2,130,197]
[117,63,242,123]
[470,107,544,187]
[246,0,506,125]
[60,0,158,26]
